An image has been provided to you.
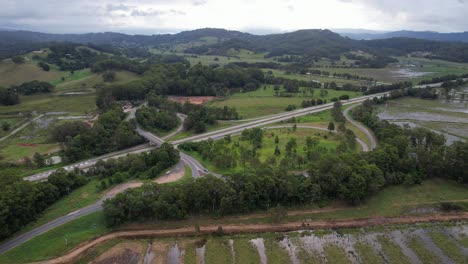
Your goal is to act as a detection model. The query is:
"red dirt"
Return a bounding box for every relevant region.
[36,212,468,264]
[168,96,218,105]
[16,143,39,147]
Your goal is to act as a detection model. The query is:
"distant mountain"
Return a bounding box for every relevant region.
[341,30,468,43]
[1,28,468,63]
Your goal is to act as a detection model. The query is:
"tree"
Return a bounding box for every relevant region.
[38,62,50,71]
[1,122,10,131]
[102,71,116,82]
[274,145,281,156]
[11,56,25,64]
[274,135,279,144]
[33,152,46,168]
[328,122,335,132]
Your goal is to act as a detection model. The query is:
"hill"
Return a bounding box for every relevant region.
[2,28,468,63]
[342,30,468,42]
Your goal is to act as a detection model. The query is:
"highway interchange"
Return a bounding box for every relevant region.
[0,88,427,254]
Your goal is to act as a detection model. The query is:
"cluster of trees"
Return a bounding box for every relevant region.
[0,86,19,105]
[41,43,108,71]
[301,98,326,108]
[91,57,147,75]
[87,143,180,183]
[0,81,54,105]
[105,63,265,100]
[0,142,180,240]
[344,53,398,68]
[0,169,87,240]
[365,81,413,95]
[56,107,143,162]
[136,106,179,132]
[419,73,468,85]
[147,93,239,133]
[12,80,54,95]
[37,61,50,71]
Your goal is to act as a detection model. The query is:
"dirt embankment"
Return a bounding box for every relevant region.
[167,96,218,105]
[36,213,468,264]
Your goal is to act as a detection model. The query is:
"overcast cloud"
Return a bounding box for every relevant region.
[0,0,466,34]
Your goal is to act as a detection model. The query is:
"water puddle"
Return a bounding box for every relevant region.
[168,242,181,264]
[196,244,206,264]
[250,238,267,264]
[390,230,422,264]
[279,236,300,264]
[228,239,235,263]
[143,242,155,264]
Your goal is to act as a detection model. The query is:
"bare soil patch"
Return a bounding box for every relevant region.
[168,96,218,105]
[16,143,39,147]
[91,242,144,264]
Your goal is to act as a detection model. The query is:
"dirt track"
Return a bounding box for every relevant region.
[36,213,468,264]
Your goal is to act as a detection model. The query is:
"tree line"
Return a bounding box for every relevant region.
[0,81,54,105]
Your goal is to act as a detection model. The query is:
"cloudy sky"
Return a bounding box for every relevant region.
[1,0,467,34]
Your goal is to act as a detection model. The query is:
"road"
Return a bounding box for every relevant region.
[0,114,44,143]
[162,113,186,140]
[343,104,378,150]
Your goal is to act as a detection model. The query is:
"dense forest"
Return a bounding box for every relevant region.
[53,107,143,162]
[103,63,264,100]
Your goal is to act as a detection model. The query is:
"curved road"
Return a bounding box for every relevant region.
[343,104,378,150]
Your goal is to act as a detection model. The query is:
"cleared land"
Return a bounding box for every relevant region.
[209,85,362,118]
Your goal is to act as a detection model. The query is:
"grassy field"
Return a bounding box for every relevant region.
[378,236,411,264]
[310,56,468,84]
[20,180,105,233]
[209,85,362,118]
[0,212,109,264]
[354,242,385,263]
[323,245,351,264]
[0,115,61,161]
[0,59,62,87]
[266,69,363,86]
[428,231,467,263]
[182,127,341,174]
[407,236,440,264]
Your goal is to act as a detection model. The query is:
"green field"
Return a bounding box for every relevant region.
[0,212,109,264]
[183,127,342,174]
[266,69,364,86]
[209,85,362,118]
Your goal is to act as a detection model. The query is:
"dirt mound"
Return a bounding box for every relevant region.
[92,242,143,264]
[16,143,38,147]
[168,96,218,105]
